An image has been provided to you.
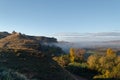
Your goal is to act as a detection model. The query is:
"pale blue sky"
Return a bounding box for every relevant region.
[0,0,120,41]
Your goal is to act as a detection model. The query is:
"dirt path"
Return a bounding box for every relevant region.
[63,68,87,80]
[73,75,87,80]
[61,65,87,80]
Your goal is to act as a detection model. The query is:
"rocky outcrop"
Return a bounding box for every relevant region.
[0,32,10,39]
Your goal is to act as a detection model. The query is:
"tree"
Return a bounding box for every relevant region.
[75,48,85,61]
[106,48,116,56]
[87,48,120,79]
[98,56,106,72]
[112,63,120,78]
[53,55,70,67]
[69,48,75,63]
[87,54,99,69]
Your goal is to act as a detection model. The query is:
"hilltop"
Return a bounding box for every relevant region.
[0,32,39,50]
[0,31,57,50]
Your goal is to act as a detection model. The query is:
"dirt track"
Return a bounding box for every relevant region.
[73,75,87,80]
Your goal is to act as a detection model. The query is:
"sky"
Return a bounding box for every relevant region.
[0,0,120,42]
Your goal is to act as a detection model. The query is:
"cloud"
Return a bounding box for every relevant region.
[54,32,120,37]
[91,32,120,36]
[54,32,85,37]
[53,32,120,42]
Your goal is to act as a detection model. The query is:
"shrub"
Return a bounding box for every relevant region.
[0,68,28,80]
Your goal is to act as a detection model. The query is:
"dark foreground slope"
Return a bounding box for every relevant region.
[0,50,74,80]
[0,32,75,80]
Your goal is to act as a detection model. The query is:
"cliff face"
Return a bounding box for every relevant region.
[28,35,57,43]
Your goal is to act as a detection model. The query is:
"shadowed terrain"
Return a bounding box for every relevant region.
[0,31,75,80]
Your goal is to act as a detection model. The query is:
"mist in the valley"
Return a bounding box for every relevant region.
[52,32,120,52]
[50,41,120,53]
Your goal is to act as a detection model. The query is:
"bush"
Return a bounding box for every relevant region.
[0,68,28,80]
[65,62,98,79]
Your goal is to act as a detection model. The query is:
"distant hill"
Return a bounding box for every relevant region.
[104,40,120,44]
[33,36,57,43]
